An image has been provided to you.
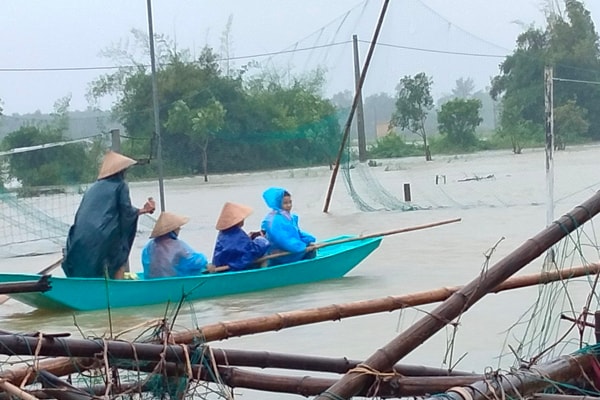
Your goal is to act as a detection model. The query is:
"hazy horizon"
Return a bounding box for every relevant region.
[1,0,599,114]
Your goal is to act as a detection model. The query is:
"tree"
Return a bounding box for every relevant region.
[193,100,226,182]
[553,99,589,150]
[437,98,482,149]
[490,0,600,147]
[496,96,543,154]
[389,72,433,161]
[452,77,475,98]
[219,14,235,76]
[0,95,100,188]
[91,31,339,177]
[490,28,547,125]
[368,132,421,158]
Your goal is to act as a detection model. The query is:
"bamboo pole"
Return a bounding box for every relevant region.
[177,263,600,343]
[3,262,598,387]
[323,0,390,213]
[532,394,598,400]
[0,380,39,400]
[255,217,461,263]
[208,218,461,271]
[113,359,483,397]
[315,190,600,399]
[0,277,50,295]
[0,336,473,378]
[0,334,484,397]
[423,351,596,400]
[206,348,478,376]
[6,350,590,399]
[0,258,62,305]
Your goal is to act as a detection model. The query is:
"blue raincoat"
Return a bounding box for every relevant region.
[62,174,139,278]
[261,187,316,265]
[212,226,270,271]
[141,232,208,278]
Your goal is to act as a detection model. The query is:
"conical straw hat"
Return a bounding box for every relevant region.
[215,202,253,230]
[98,151,137,179]
[150,212,190,238]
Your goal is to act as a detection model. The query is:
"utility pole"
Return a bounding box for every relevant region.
[544,66,554,228]
[321,0,390,213]
[544,65,555,264]
[146,0,166,212]
[353,34,367,162]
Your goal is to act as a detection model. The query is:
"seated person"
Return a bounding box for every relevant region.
[212,202,270,272]
[142,211,208,278]
[261,187,316,265]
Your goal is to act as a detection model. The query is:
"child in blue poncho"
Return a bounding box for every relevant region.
[142,211,208,278]
[261,187,316,266]
[212,202,270,272]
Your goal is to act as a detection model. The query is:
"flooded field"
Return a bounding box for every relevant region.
[1,144,599,399]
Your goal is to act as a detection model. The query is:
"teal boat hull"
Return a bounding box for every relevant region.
[0,236,381,311]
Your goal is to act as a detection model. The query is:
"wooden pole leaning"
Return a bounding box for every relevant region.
[313,190,600,400]
[207,217,461,273]
[0,257,63,305]
[180,262,600,343]
[2,262,600,387]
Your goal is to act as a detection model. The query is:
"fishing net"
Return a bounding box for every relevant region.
[0,134,156,258]
[341,160,421,212]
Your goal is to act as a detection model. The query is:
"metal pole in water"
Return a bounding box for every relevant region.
[146,0,166,212]
[403,183,411,202]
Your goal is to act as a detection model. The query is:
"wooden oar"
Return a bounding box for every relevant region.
[0,256,63,305]
[256,217,461,264]
[207,217,461,273]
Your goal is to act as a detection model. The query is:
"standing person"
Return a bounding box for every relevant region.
[141,211,208,278]
[261,187,316,265]
[212,202,270,272]
[61,151,155,279]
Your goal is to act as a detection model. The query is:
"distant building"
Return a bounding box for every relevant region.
[376,122,389,139]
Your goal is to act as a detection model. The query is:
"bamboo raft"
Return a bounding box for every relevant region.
[0,192,599,399]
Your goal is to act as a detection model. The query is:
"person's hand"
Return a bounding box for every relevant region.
[140,197,156,214]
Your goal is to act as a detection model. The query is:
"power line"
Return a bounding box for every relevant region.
[365,40,507,58]
[0,41,351,74]
[553,77,600,85]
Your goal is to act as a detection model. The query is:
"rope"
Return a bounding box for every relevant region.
[447,386,474,400]
[319,391,347,400]
[346,363,399,378]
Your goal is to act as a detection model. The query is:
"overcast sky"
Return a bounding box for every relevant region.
[1,0,599,115]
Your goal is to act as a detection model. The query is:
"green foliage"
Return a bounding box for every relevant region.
[390,72,434,160]
[89,37,340,178]
[2,126,94,187]
[496,95,544,153]
[166,98,226,181]
[451,77,475,98]
[437,98,482,149]
[368,133,422,158]
[491,0,600,148]
[554,99,589,149]
[1,96,102,187]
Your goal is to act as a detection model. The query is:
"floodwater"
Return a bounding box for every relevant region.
[1,145,600,399]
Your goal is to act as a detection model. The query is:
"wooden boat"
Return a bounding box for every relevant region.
[0,235,381,311]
